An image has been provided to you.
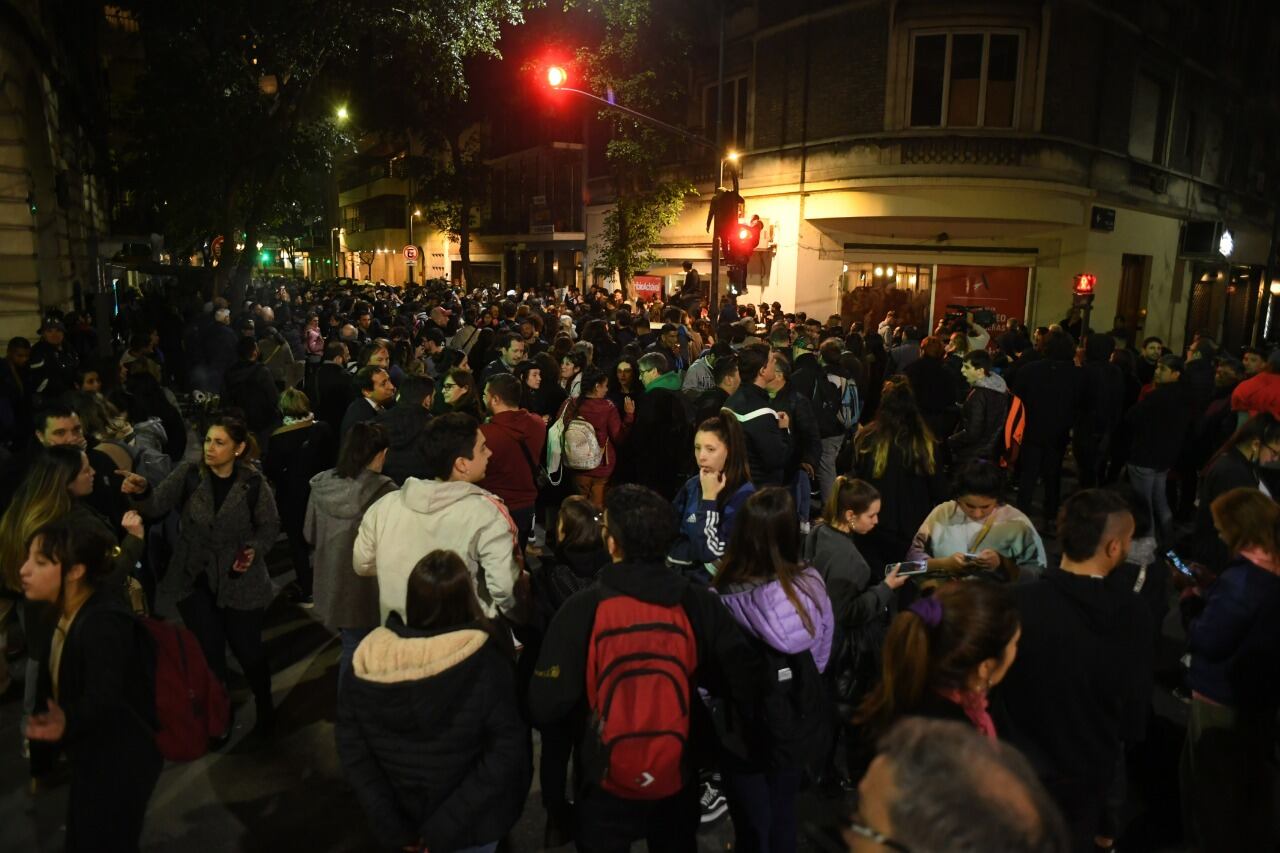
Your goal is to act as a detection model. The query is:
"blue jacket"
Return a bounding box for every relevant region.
[1188,556,1280,710]
[669,477,755,575]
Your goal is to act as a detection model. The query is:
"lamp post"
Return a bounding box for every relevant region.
[408,208,420,285]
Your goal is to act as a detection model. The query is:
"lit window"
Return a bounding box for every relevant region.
[909,32,1022,129]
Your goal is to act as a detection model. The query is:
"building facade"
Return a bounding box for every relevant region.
[588,0,1280,353]
[0,1,118,340]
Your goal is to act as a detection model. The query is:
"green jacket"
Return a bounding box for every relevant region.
[644,371,683,393]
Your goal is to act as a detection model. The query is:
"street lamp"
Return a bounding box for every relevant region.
[547,66,568,89]
[720,149,740,187]
[335,105,349,122]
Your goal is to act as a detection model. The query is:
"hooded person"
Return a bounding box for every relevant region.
[353,413,521,624]
[947,349,1011,467]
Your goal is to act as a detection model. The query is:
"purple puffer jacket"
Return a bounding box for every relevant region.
[716,568,834,673]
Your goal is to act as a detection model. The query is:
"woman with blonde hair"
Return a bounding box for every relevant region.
[265,388,334,606]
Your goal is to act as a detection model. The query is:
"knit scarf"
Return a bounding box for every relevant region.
[936,687,997,740]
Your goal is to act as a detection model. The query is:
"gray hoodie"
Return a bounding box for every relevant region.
[305,468,397,631]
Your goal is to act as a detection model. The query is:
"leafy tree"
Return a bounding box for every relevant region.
[117,0,522,303]
[575,0,698,295]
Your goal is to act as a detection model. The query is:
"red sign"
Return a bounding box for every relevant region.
[931,265,1029,339]
[403,244,419,263]
[633,275,663,302]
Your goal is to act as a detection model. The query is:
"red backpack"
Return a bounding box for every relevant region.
[143,617,230,761]
[583,596,699,799]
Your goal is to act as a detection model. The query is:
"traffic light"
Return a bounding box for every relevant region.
[726,215,763,267]
[1073,273,1096,307]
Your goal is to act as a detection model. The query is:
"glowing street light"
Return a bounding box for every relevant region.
[547,66,568,88]
[335,105,349,122]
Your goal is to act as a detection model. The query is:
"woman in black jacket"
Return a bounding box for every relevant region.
[849,380,948,570]
[337,549,531,853]
[1191,414,1280,572]
[22,519,161,853]
[265,388,334,606]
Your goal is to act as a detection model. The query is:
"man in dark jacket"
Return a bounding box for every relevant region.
[376,376,434,485]
[632,352,694,500]
[766,354,821,502]
[903,336,960,446]
[726,344,792,487]
[948,350,1010,467]
[222,336,282,449]
[996,489,1152,853]
[342,366,396,437]
[1072,334,1125,488]
[479,332,527,384]
[199,306,240,393]
[1012,330,1083,530]
[27,319,78,406]
[1174,338,1220,519]
[694,355,739,425]
[529,485,767,853]
[480,373,547,551]
[312,341,357,434]
[1125,354,1192,543]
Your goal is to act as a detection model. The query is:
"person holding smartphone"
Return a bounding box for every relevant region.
[906,460,1045,581]
[121,415,280,737]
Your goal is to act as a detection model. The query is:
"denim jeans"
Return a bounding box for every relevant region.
[817,435,845,504]
[1128,465,1172,543]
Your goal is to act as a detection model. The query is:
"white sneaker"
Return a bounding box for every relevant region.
[699,780,727,824]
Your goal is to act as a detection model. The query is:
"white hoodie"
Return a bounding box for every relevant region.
[353,478,520,622]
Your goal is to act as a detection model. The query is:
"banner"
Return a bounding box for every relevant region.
[931,265,1029,338]
[633,275,663,302]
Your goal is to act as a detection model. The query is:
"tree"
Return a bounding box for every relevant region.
[117,0,523,304]
[575,0,699,296]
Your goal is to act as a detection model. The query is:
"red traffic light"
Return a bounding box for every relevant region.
[1073,273,1096,295]
[546,66,568,88]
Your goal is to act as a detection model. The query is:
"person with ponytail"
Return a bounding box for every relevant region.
[21,519,161,852]
[712,487,833,853]
[557,365,633,509]
[337,549,530,853]
[806,477,908,625]
[669,409,756,581]
[854,580,1020,745]
[120,414,281,735]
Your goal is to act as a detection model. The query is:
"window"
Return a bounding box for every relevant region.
[909,32,1022,128]
[1128,72,1174,164]
[704,77,750,149]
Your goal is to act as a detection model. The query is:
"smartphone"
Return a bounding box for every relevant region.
[1166,549,1196,578]
[886,561,928,577]
[962,552,984,564]
[229,545,251,579]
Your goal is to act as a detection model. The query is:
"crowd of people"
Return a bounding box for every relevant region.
[0,275,1277,853]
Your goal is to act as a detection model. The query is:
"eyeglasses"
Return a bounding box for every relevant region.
[442,382,458,390]
[846,814,911,853]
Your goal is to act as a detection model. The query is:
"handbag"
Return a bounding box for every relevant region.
[514,432,552,491]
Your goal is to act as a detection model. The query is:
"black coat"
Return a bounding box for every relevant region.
[340,397,380,437]
[264,420,335,532]
[1011,358,1083,445]
[903,356,959,441]
[632,382,694,499]
[376,404,432,485]
[1126,382,1193,470]
[223,359,281,434]
[27,339,78,405]
[995,568,1153,840]
[35,588,162,852]
[312,362,358,434]
[336,619,531,852]
[1077,361,1125,436]
[726,383,793,487]
[948,384,1010,465]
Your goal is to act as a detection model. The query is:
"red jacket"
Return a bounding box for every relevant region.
[561,397,633,480]
[480,409,548,511]
[1231,372,1280,420]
